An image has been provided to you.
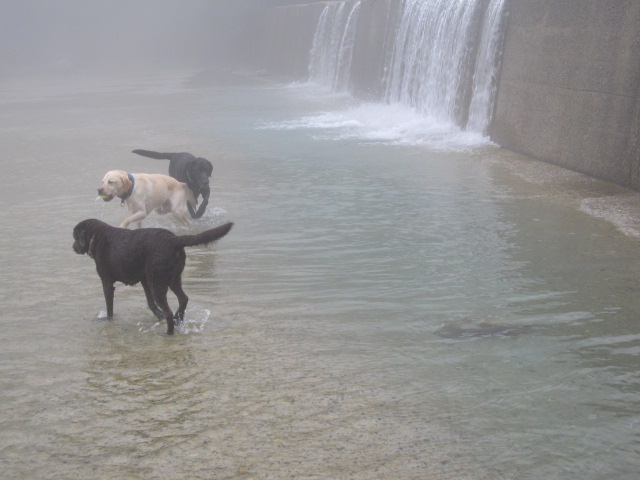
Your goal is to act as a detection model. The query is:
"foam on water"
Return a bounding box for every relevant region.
[176,307,211,334]
[265,95,494,152]
[134,307,210,334]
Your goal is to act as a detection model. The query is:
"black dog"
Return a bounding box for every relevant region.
[132,149,213,219]
[73,219,232,335]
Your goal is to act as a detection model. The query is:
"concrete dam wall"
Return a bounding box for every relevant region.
[491,0,640,190]
[257,0,640,190]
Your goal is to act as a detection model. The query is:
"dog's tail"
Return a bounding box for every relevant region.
[132,149,170,160]
[175,222,233,248]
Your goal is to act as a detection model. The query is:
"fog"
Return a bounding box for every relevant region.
[0,0,267,77]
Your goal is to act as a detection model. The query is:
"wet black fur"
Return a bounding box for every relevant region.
[132,149,213,219]
[73,219,232,334]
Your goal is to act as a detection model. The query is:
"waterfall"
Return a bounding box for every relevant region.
[303,0,507,136]
[384,0,508,134]
[466,0,508,133]
[308,0,362,91]
[385,0,483,126]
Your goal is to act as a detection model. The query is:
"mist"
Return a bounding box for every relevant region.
[0,0,266,77]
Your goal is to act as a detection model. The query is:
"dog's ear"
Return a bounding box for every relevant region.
[76,227,87,250]
[73,220,101,256]
[73,224,88,254]
[198,158,213,177]
[121,171,132,194]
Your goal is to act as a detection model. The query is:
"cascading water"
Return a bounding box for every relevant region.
[385,0,484,127]
[466,0,508,133]
[305,0,507,136]
[385,0,508,134]
[308,0,361,91]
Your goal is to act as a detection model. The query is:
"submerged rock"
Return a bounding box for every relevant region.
[435,318,533,339]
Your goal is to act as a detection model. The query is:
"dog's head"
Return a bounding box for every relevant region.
[187,158,213,191]
[73,219,106,257]
[97,170,131,202]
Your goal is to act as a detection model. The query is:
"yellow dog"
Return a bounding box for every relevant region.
[98,169,195,229]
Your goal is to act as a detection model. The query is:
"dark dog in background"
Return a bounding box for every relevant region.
[132,149,213,219]
[73,219,232,335]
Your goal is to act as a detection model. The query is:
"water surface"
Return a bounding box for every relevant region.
[0,69,639,479]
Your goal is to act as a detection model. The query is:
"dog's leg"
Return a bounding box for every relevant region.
[141,279,163,319]
[169,278,188,324]
[101,280,115,318]
[187,202,197,219]
[192,188,210,219]
[159,300,175,335]
[152,285,175,335]
[120,211,147,229]
[171,209,191,227]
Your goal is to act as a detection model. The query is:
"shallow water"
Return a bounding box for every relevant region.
[1,69,639,479]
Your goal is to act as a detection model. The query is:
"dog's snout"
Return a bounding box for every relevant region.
[98,187,104,195]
